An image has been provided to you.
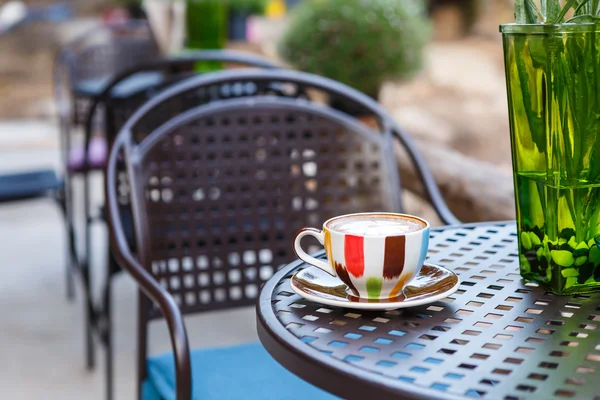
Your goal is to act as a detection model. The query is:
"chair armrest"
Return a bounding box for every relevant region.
[105,136,192,399]
[390,124,461,226]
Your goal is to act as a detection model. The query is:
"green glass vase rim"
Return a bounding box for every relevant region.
[500,23,600,34]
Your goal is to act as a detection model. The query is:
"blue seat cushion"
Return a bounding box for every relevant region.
[74,71,164,99]
[0,170,62,202]
[143,342,338,400]
[142,380,162,400]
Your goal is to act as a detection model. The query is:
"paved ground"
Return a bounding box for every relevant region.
[0,121,258,399]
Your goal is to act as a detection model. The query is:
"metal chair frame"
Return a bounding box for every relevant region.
[107,97,404,399]
[51,22,161,384]
[105,69,460,400]
[77,51,280,400]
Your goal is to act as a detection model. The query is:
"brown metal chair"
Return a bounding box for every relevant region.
[76,52,281,399]
[52,21,160,314]
[106,72,458,398]
[107,95,406,399]
[54,21,160,131]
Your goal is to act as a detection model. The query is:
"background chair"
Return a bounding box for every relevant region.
[55,20,159,133]
[52,20,159,302]
[77,51,281,399]
[106,70,459,399]
[54,20,160,181]
[52,20,161,374]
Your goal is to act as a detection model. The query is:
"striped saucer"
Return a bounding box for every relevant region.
[290,263,460,311]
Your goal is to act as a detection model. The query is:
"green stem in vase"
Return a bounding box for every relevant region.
[506,0,600,293]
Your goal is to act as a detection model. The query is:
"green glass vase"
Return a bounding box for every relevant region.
[186,0,228,72]
[502,24,600,295]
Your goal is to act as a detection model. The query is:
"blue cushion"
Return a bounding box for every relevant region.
[74,71,164,99]
[142,380,162,400]
[0,170,62,202]
[143,342,338,400]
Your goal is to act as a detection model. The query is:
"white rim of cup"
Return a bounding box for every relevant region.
[323,212,430,237]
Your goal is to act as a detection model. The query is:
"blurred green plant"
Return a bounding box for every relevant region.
[183,0,268,14]
[278,0,431,98]
[515,0,600,24]
[111,0,140,7]
[226,0,268,14]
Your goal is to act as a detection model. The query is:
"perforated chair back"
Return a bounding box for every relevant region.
[108,97,402,319]
[87,52,282,239]
[57,21,159,125]
[54,21,154,104]
[61,20,158,81]
[86,50,280,145]
[125,73,311,146]
[116,69,458,227]
[72,38,159,83]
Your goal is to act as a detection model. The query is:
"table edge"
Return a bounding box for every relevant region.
[256,222,515,399]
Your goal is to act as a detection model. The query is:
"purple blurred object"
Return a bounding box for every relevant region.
[68,136,108,172]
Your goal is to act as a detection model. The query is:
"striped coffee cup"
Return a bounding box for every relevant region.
[294,213,430,299]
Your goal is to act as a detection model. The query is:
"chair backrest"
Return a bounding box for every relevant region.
[95,50,281,143]
[108,97,402,319]
[56,20,158,89]
[83,51,282,221]
[54,21,159,125]
[110,70,389,222]
[71,38,160,83]
[115,69,460,227]
[124,69,386,146]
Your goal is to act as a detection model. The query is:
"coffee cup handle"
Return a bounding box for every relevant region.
[294,228,337,277]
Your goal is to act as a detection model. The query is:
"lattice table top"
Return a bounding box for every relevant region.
[257,222,600,400]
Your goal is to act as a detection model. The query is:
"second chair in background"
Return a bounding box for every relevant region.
[79,50,281,399]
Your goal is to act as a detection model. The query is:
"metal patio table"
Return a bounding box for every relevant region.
[257,222,600,400]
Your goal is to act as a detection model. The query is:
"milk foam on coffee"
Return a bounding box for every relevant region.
[329,215,425,236]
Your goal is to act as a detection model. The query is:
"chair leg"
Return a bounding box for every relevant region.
[63,177,78,301]
[137,294,150,400]
[83,173,96,370]
[84,172,92,295]
[58,118,77,301]
[103,268,113,400]
[83,261,96,370]
[65,231,76,301]
[57,193,76,301]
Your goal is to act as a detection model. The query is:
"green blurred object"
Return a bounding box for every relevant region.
[185,0,267,71]
[502,23,600,295]
[186,0,228,72]
[112,0,141,6]
[227,0,269,13]
[278,0,431,99]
